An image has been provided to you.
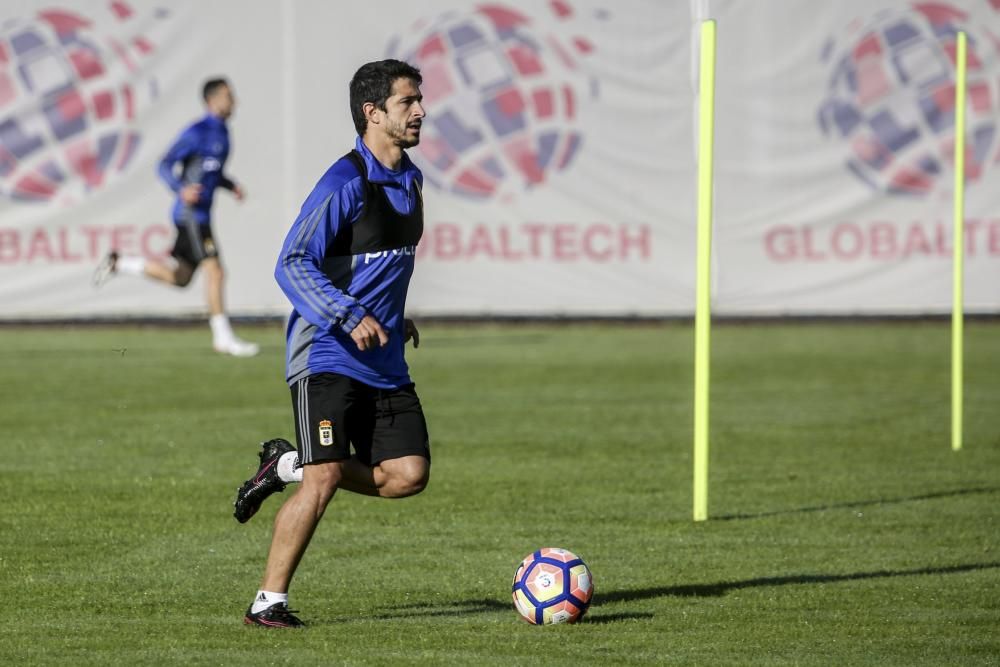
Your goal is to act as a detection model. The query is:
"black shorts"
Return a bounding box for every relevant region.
[171,216,218,267]
[290,372,430,466]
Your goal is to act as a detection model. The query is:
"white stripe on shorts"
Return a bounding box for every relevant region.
[298,376,312,463]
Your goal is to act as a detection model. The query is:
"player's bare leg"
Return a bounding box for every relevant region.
[144,257,195,286]
[94,251,194,287]
[202,256,225,315]
[236,449,428,522]
[195,257,259,356]
[243,461,341,628]
[93,253,193,287]
[337,454,429,498]
[260,461,343,593]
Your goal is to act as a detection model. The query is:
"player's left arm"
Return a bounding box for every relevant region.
[218,175,245,201]
[404,318,419,349]
[403,172,423,349]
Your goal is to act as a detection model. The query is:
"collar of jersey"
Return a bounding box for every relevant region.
[354,136,418,190]
[203,113,227,128]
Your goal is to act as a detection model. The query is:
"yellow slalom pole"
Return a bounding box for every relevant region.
[952,31,967,452]
[694,19,716,521]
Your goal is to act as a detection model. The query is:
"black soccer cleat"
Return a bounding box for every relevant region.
[92,250,119,287]
[233,438,296,523]
[243,602,305,628]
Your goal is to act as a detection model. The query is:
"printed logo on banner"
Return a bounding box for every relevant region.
[817,1,1000,197]
[386,2,603,201]
[0,1,165,205]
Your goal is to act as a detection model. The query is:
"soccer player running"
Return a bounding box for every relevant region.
[236,60,430,628]
[93,78,258,357]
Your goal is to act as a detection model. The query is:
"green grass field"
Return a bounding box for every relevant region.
[1,321,998,666]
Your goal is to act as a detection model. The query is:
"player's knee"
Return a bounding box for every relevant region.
[406,469,429,496]
[203,258,223,278]
[400,476,428,497]
[173,265,194,286]
[301,462,344,503]
[391,462,430,497]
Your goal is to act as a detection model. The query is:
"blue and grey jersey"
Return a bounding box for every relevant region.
[157,113,234,225]
[276,137,424,389]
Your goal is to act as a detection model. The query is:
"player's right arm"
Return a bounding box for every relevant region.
[275,180,386,349]
[350,314,389,351]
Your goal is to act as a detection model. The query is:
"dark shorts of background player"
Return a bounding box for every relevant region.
[290,372,430,467]
[171,218,219,267]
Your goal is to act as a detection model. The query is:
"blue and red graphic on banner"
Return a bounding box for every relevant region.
[0,1,163,204]
[818,1,1000,197]
[387,1,601,201]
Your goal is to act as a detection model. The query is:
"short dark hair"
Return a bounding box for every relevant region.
[202,78,229,102]
[349,60,422,136]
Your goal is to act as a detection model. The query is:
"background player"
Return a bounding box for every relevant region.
[94,78,258,357]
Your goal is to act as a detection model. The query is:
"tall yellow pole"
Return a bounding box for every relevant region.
[952,32,967,452]
[694,20,716,521]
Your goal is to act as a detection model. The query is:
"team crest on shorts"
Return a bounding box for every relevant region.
[318,419,334,446]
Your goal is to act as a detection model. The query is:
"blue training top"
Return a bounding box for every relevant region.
[276,137,424,389]
[157,113,234,225]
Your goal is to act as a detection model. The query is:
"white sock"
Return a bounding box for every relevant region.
[117,256,146,276]
[210,314,234,343]
[251,590,288,614]
[277,451,302,483]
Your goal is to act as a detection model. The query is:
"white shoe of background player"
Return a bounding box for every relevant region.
[214,338,260,357]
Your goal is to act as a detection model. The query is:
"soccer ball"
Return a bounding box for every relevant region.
[511,547,594,625]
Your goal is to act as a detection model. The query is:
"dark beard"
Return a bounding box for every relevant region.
[394,133,420,148]
[390,122,420,148]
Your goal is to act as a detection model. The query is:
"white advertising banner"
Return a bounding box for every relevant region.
[0,0,996,317]
[706,0,1000,314]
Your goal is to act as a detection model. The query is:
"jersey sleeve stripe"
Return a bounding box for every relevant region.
[280,194,352,329]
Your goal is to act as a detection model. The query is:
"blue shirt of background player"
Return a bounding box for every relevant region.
[157,113,234,225]
[276,136,423,390]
